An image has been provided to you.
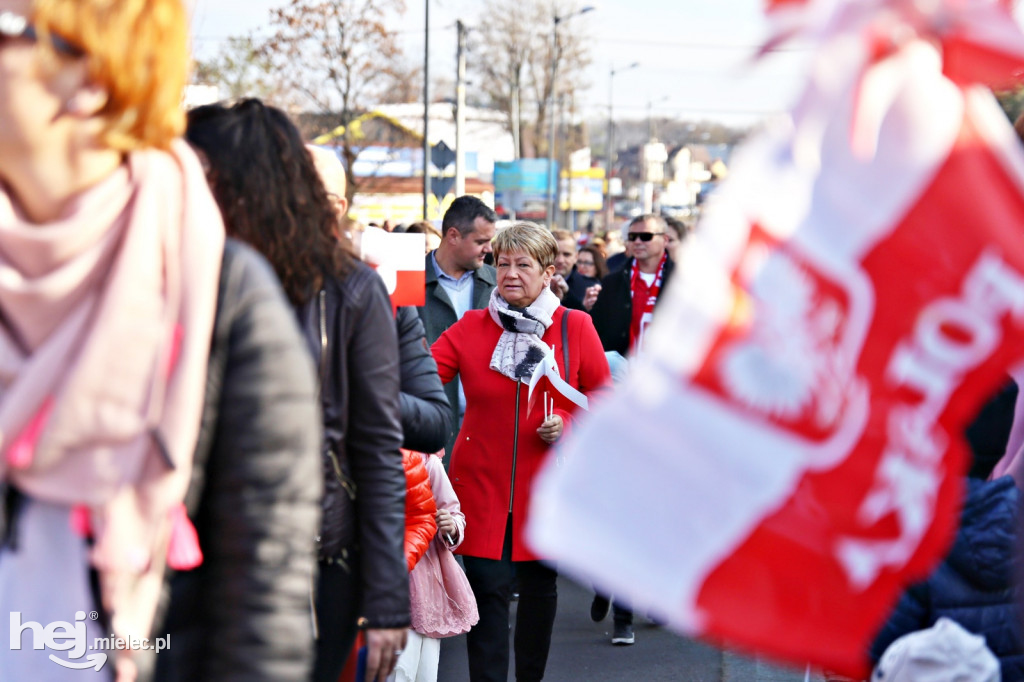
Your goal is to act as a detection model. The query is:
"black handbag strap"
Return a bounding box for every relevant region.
[561,309,570,374]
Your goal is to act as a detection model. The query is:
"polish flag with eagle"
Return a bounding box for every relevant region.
[528,0,1024,676]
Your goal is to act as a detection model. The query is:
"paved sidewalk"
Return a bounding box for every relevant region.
[722,652,826,682]
[438,574,830,681]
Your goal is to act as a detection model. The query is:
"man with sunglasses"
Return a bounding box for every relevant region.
[589,213,675,356]
[585,213,676,645]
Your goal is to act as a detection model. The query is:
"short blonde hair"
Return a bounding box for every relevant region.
[492,221,558,270]
[33,0,189,151]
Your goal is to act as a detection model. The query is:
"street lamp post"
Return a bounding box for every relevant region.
[422,0,430,220]
[604,61,638,228]
[647,95,670,142]
[546,5,594,229]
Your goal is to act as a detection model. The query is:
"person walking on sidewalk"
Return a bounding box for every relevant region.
[417,196,497,464]
[432,222,609,682]
[186,100,409,682]
[586,213,678,646]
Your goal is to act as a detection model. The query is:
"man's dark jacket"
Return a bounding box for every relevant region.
[870,476,1024,680]
[589,257,675,355]
[150,239,323,680]
[416,252,496,462]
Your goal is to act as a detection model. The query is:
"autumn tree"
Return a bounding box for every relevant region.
[468,0,593,159]
[192,35,282,102]
[261,0,409,199]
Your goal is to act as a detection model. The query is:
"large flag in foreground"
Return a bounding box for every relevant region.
[528,0,1024,676]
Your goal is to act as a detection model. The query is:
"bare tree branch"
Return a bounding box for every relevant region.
[259,0,409,198]
[469,0,593,158]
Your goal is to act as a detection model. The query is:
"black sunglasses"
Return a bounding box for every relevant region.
[0,11,83,57]
[626,232,662,242]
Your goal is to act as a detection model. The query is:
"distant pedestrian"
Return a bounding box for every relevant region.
[574,245,608,311]
[604,222,633,272]
[663,216,690,261]
[417,196,498,463]
[590,214,676,356]
[549,230,588,310]
[586,213,679,646]
[406,220,444,254]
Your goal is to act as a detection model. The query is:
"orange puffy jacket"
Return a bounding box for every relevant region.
[403,449,438,572]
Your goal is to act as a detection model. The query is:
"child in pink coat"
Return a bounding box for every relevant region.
[390,452,478,682]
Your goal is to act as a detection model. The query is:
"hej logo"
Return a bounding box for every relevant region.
[9,610,107,671]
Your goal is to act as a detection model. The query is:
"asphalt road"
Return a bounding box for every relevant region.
[437,574,827,681]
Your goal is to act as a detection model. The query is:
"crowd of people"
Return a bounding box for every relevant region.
[2,2,1024,682]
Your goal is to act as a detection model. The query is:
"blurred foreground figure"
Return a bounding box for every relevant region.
[528,0,1024,677]
[187,99,409,682]
[0,2,322,681]
[870,477,1023,679]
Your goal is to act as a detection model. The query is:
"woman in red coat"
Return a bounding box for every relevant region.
[432,222,609,682]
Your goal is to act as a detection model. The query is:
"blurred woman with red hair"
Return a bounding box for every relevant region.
[0,1,322,680]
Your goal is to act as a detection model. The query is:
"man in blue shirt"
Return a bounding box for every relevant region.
[417,196,497,463]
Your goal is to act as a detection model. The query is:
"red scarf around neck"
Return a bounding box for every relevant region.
[629,252,667,352]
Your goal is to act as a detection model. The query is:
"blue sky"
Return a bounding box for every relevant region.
[188,0,810,127]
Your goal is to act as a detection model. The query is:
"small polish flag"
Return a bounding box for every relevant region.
[361,227,426,307]
[526,347,588,418]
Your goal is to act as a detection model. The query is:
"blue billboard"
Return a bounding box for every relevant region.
[494,159,557,218]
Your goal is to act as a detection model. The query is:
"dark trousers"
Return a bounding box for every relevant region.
[462,519,558,682]
[312,556,361,682]
[613,601,633,626]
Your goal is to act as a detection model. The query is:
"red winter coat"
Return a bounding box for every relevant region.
[431,307,610,562]
[403,449,438,572]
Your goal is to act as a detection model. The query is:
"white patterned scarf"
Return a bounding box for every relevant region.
[488,287,560,380]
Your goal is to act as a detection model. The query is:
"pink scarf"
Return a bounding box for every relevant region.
[0,141,225,672]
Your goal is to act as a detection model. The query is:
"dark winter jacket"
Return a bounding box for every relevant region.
[416,253,496,461]
[300,260,409,630]
[396,305,450,454]
[567,269,598,303]
[870,476,1024,679]
[589,257,675,355]
[150,239,323,681]
[606,251,628,273]
[558,270,588,311]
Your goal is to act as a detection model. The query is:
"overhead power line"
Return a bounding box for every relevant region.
[593,36,810,52]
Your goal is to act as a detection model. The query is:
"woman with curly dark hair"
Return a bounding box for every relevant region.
[185,101,352,305]
[186,99,409,682]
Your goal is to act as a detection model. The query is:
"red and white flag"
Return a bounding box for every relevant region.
[528,1,1024,676]
[361,227,426,307]
[526,348,589,418]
